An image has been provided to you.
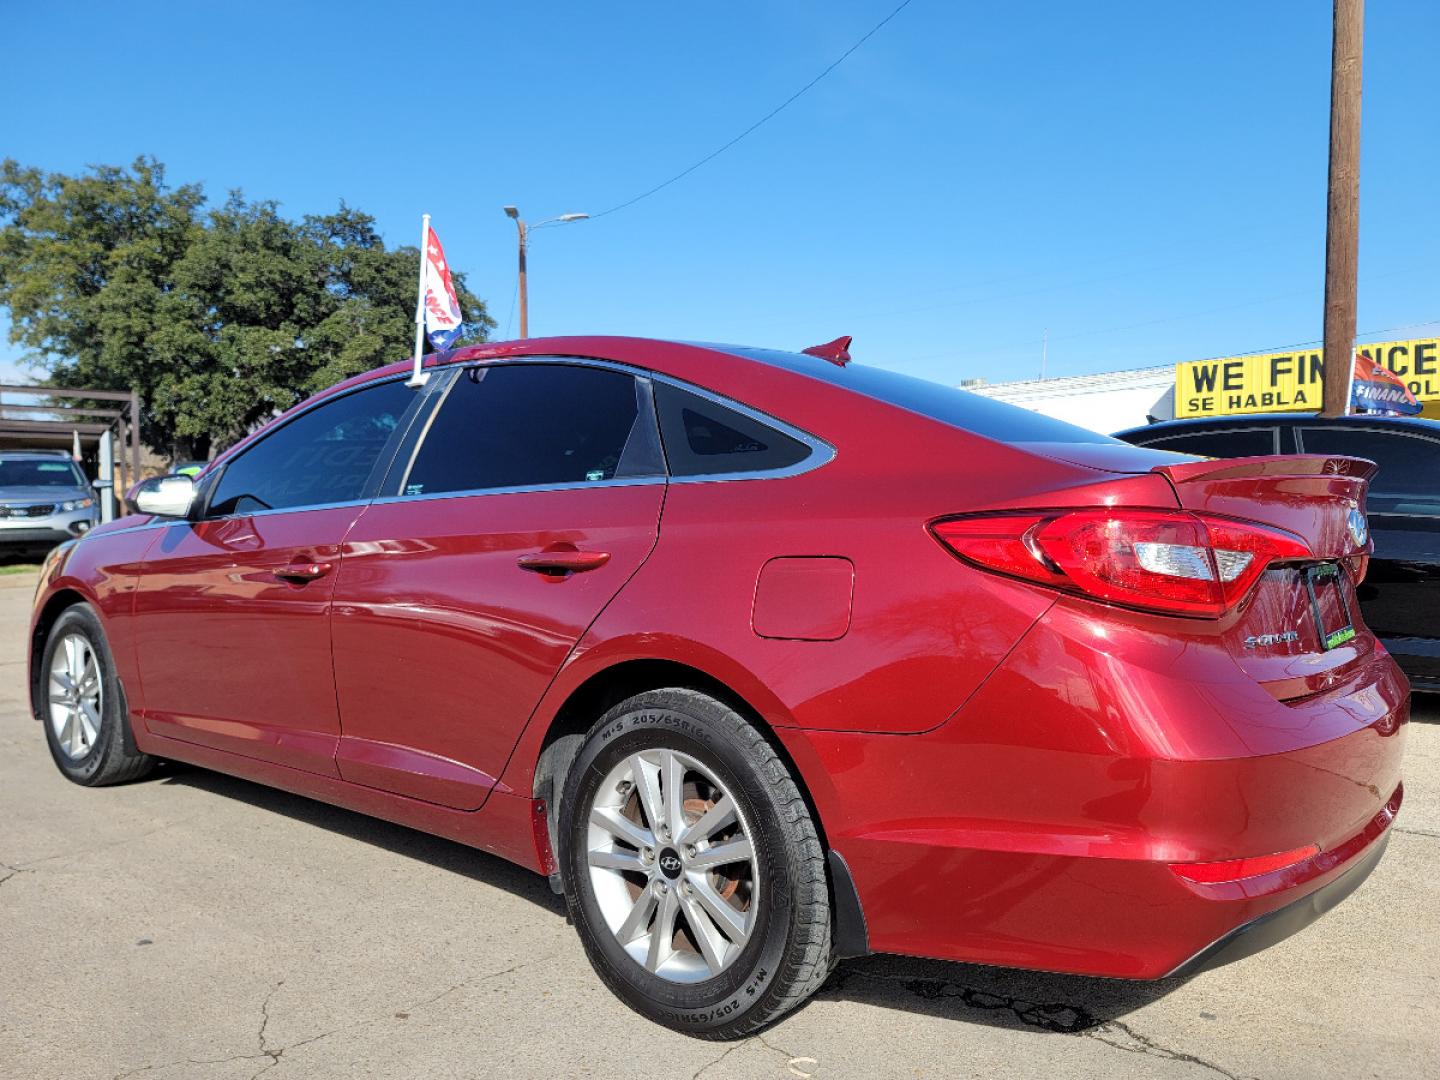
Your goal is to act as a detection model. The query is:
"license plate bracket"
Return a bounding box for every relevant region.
[1306,562,1356,651]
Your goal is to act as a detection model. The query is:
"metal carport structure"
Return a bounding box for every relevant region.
[0,385,143,522]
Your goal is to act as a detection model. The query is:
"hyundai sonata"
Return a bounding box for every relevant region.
[29,336,1406,1037]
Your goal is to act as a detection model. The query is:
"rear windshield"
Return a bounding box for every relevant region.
[717,346,1118,445]
[0,458,85,487]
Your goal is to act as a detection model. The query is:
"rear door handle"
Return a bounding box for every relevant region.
[516,549,611,576]
[273,561,334,584]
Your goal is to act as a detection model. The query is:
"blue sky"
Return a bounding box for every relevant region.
[3,1,1438,389]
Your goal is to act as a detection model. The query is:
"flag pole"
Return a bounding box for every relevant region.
[407,213,431,388]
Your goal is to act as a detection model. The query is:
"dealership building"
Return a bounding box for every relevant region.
[966,335,1440,435]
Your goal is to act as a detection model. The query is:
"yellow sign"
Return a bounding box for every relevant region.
[1175,337,1440,418]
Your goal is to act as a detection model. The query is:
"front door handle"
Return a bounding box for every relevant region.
[273,561,334,584]
[516,548,611,576]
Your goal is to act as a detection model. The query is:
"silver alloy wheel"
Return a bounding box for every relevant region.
[48,632,103,760]
[586,748,759,983]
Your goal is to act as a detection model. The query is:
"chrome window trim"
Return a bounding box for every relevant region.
[643,367,834,482]
[371,475,668,509]
[391,356,835,500]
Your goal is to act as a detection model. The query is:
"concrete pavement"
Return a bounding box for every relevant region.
[0,570,1436,1080]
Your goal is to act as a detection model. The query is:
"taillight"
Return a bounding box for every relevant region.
[931,508,1311,618]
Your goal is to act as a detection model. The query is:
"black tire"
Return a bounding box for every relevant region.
[560,688,832,1039]
[39,604,155,786]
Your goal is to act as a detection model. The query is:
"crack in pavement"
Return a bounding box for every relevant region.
[692,1039,750,1079]
[688,1016,815,1078]
[112,955,558,1080]
[755,1033,817,1078]
[1395,825,1440,840]
[16,817,199,874]
[248,980,285,1079]
[1084,1019,1253,1080]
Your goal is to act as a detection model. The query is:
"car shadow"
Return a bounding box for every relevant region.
[150,760,1184,1035]
[154,761,566,917]
[815,953,1184,1034]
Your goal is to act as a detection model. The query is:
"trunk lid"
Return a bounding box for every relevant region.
[1152,454,1378,699]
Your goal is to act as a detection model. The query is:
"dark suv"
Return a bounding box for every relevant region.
[1114,414,1440,691]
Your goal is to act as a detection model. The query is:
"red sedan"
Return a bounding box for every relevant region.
[29,336,1406,1037]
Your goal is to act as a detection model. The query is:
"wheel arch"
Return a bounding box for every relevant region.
[525,655,868,956]
[530,658,810,812]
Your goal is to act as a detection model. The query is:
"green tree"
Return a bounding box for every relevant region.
[0,157,493,458]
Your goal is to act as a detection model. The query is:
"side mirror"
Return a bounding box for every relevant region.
[129,475,197,519]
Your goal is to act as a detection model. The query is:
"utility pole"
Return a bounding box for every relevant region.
[1320,0,1364,417]
[503,207,589,339]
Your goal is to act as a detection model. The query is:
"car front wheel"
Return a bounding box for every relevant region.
[40,603,154,786]
[560,688,833,1038]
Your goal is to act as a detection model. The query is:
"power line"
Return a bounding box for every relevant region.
[589,0,917,221]
[944,318,1440,388]
[502,276,519,339]
[1196,317,1440,363]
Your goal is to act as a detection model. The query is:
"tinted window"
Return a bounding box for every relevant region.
[653,383,811,477]
[713,346,1117,445]
[403,364,657,496]
[1137,429,1278,458]
[208,379,416,516]
[1298,426,1440,515]
[0,458,86,487]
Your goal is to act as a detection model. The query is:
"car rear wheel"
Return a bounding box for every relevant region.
[560,688,832,1038]
[40,604,154,786]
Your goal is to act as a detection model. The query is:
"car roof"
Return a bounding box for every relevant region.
[1114,413,1440,440]
[0,449,80,459]
[341,336,831,389]
[210,334,1127,476]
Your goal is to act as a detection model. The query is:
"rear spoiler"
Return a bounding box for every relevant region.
[1148,455,1376,560]
[1150,454,1378,485]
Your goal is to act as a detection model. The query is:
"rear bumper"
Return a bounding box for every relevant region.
[776,603,1409,980]
[1168,826,1391,979]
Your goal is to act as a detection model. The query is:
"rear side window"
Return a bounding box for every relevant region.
[653,383,812,477]
[1136,428,1278,458]
[1297,426,1440,515]
[208,379,416,516]
[403,364,660,496]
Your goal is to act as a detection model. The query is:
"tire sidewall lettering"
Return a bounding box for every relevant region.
[563,697,798,1031]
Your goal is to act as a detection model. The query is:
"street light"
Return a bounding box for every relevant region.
[504,207,589,338]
